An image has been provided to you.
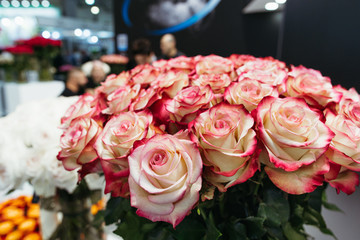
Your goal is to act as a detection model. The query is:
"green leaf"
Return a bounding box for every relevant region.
[308,187,324,212]
[170,216,206,240]
[321,191,343,213]
[148,227,174,240]
[258,203,282,228]
[203,212,222,240]
[322,201,343,213]
[290,204,305,229]
[266,226,286,240]
[224,221,248,240]
[263,188,290,224]
[104,197,131,225]
[114,211,156,240]
[303,207,337,239]
[241,217,266,240]
[282,222,307,240]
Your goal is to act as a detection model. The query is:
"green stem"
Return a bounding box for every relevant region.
[253,170,266,198]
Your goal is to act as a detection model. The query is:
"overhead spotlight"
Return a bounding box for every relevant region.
[265,2,279,11]
[85,0,95,5]
[74,28,83,37]
[90,6,100,15]
[275,0,287,4]
[1,0,10,7]
[83,29,91,37]
[41,0,50,7]
[14,16,24,25]
[52,31,60,39]
[31,0,40,7]
[22,0,30,7]
[11,0,20,7]
[88,36,98,44]
[42,30,51,39]
[1,18,11,27]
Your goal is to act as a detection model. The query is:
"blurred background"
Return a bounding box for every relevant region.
[0,0,359,88]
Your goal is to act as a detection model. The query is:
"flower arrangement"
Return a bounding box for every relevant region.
[100,54,129,65]
[100,54,129,75]
[22,36,61,81]
[0,51,14,81]
[3,45,35,82]
[57,54,359,239]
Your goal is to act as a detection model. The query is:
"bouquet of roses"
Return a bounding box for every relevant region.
[57,54,359,240]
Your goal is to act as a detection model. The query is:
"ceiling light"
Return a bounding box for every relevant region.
[22,0,30,7]
[41,0,50,7]
[1,18,11,27]
[52,31,60,39]
[74,28,83,37]
[275,0,287,4]
[11,0,20,7]
[31,0,39,7]
[85,0,95,5]
[14,16,24,25]
[90,6,100,15]
[88,36,98,44]
[1,0,10,7]
[265,2,279,11]
[42,30,51,39]
[83,29,91,37]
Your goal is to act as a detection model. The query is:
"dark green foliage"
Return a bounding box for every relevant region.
[102,171,340,240]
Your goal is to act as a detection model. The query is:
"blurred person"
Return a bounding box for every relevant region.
[60,68,87,97]
[80,50,92,65]
[82,60,110,93]
[160,34,185,60]
[127,38,157,69]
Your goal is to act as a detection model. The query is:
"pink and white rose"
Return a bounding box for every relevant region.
[334,86,360,102]
[224,78,279,111]
[103,84,140,115]
[60,94,95,129]
[131,64,159,86]
[336,88,360,127]
[254,97,334,194]
[95,110,154,161]
[195,55,234,76]
[166,56,195,72]
[228,54,257,68]
[323,109,360,194]
[190,103,258,191]
[151,70,189,98]
[285,66,342,107]
[101,71,130,96]
[192,73,232,94]
[128,131,202,227]
[165,85,214,123]
[130,87,161,111]
[236,58,287,93]
[57,117,102,170]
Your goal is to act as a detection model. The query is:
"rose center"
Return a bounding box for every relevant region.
[241,82,260,96]
[69,128,82,143]
[113,120,132,135]
[215,119,228,129]
[150,152,167,167]
[280,106,304,125]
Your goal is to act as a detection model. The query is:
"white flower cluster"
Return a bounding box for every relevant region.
[0,97,80,197]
